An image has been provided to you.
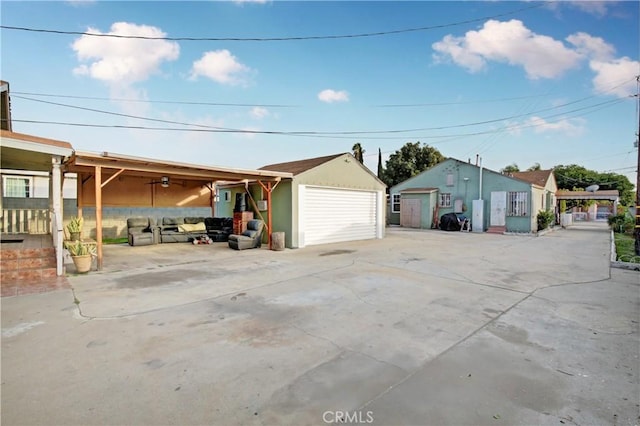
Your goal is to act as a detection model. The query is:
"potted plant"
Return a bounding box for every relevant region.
[64,240,96,273]
[66,216,83,241]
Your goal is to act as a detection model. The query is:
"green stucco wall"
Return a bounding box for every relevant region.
[389,159,535,232]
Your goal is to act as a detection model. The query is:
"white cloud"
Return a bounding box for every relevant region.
[570,1,611,17]
[250,107,270,119]
[566,32,615,61]
[524,116,586,136]
[72,22,179,84]
[432,19,582,79]
[190,50,252,86]
[590,57,639,98]
[318,89,349,103]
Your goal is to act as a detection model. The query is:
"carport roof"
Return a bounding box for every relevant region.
[66,150,293,182]
[556,189,619,200]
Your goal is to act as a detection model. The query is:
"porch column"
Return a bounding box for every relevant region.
[51,156,64,276]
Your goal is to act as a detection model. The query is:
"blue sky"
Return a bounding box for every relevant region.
[1,1,639,183]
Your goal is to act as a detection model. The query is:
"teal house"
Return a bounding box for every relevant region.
[388,158,557,233]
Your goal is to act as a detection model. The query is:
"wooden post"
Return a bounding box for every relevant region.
[95,166,103,270]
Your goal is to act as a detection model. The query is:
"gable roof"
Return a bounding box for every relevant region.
[259,153,345,175]
[510,169,554,187]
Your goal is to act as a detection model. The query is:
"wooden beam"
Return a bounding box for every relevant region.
[101,168,126,188]
[258,180,276,249]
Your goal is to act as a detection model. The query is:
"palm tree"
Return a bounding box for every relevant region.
[352,143,365,164]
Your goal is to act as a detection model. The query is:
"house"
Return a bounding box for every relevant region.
[216,153,387,248]
[388,158,558,233]
[510,169,558,222]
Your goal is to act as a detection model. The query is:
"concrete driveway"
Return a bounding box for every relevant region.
[2,222,638,426]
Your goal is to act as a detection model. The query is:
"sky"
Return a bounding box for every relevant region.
[1,1,639,185]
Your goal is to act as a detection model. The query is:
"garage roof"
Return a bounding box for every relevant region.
[259,153,344,175]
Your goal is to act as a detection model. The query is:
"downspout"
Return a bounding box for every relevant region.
[478,156,483,200]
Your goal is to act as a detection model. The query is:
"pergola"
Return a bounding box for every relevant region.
[65,151,292,270]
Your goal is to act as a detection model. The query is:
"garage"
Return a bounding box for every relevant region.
[300,186,379,246]
[216,152,387,249]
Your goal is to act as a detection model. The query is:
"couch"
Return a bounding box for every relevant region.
[127,217,158,246]
[158,216,233,243]
[228,219,264,250]
[205,217,234,242]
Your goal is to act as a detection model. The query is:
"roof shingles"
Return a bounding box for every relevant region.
[259,153,345,175]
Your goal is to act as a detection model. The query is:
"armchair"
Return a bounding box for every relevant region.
[127,217,158,246]
[228,219,264,250]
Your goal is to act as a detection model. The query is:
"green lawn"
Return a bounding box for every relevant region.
[613,233,640,263]
[102,237,128,245]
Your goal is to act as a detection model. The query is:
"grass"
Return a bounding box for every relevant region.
[102,237,128,245]
[613,232,640,264]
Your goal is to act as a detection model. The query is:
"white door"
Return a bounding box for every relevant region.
[300,186,379,246]
[490,191,506,226]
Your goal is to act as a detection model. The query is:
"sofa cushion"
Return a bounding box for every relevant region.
[242,229,258,238]
[127,217,151,229]
[185,217,206,225]
[178,222,206,233]
[162,217,184,226]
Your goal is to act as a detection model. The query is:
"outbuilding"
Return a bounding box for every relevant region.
[216,153,387,248]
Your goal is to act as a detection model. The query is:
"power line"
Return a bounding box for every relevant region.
[11,91,298,108]
[10,99,626,141]
[13,93,627,137]
[12,76,635,110]
[0,3,545,42]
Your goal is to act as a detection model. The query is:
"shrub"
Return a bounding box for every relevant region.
[608,213,634,234]
[536,210,554,232]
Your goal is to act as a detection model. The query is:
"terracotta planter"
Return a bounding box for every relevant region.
[72,255,92,273]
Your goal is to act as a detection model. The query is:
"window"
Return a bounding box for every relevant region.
[4,177,30,198]
[508,191,528,216]
[446,173,454,187]
[391,193,401,213]
[223,191,231,202]
[439,193,451,208]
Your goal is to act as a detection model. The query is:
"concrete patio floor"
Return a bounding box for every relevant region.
[1,222,638,425]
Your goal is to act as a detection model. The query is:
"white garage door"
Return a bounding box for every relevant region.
[300,186,379,246]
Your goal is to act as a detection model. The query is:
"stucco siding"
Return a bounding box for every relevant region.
[296,154,386,191]
[390,159,537,232]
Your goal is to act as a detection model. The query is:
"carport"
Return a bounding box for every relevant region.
[65,151,292,270]
[556,189,619,219]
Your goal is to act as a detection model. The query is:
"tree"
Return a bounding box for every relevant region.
[527,162,541,171]
[352,143,365,164]
[500,163,520,174]
[377,148,384,181]
[554,164,634,206]
[383,142,445,187]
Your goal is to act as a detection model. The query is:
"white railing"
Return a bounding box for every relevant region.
[1,209,51,234]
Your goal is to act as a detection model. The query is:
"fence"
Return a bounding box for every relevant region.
[0,209,50,234]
